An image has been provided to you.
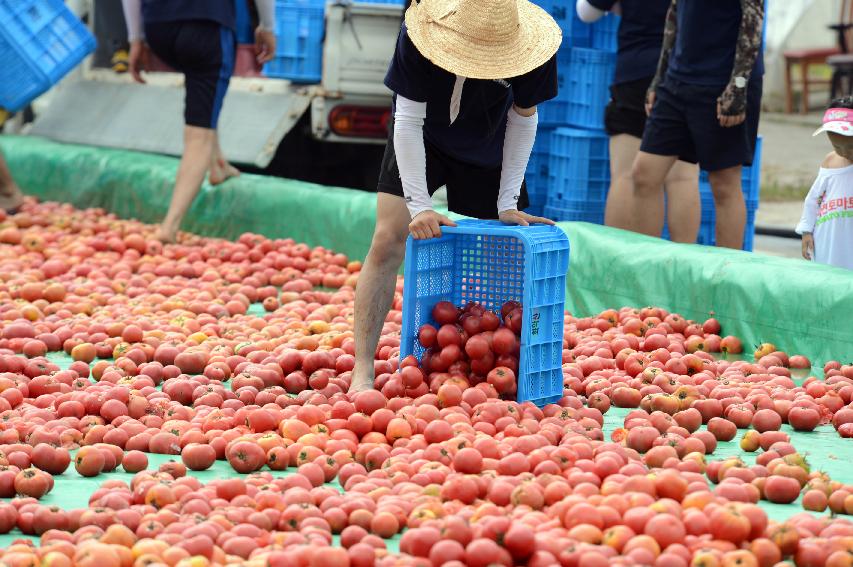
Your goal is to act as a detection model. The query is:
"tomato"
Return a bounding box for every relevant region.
[432,301,459,325]
[30,444,70,475]
[437,324,464,348]
[486,367,515,395]
[461,314,482,336]
[13,468,51,499]
[121,450,148,473]
[181,443,216,471]
[501,300,522,320]
[226,441,265,474]
[464,335,489,360]
[75,447,105,477]
[504,308,523,334]
[492,328,518,356]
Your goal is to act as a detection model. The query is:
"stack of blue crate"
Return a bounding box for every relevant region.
[264,0,326,82]
[525,0,618,220]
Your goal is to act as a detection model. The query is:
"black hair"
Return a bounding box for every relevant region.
[830,96,853,109]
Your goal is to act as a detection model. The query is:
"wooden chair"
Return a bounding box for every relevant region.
[783,0,853,113]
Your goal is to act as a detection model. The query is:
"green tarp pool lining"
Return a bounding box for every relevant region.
[2,135,851,366]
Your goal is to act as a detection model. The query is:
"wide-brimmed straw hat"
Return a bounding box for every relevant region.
[404,0,562,80]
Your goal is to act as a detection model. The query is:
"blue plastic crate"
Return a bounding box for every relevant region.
[538,48,572,125]
[525,126,556,215]
[535,0,592,47]
[591,13,620,52]
[547,127,610,205]
[400,220,570,407]
[567,48,615,129]
[264,0,324,83]
[544,205,605,224]
[0,0,96,112]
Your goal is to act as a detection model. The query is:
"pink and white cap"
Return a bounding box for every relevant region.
[813,107,853,136]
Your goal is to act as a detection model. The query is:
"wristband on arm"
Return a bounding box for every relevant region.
[497,108,538,214]
[393,96,433,219]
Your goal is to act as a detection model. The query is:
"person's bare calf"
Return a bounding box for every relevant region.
[663,160,701,243]
[158,126,216,243]
[0,152,24,213]
[708,165,746,249]
[604,134,641,231]
[631,151,678,237]
[349,193,411,394]
[208,132,240,186]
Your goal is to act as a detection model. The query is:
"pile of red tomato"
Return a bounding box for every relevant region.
[0,200,851,566]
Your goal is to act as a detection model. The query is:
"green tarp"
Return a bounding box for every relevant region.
[0,135,851,547]
[2,135,851,365]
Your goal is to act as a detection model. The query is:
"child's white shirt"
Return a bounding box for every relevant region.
[795,163,853,270]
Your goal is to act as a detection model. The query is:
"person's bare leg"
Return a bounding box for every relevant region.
[631,151,678,237]
[708,165,746,249]
[663,160,701,243]
[604,134,642,231]
[0,151,24,213]
[208,132,240,186]
[349,193,412,393]
[158,126,216,243]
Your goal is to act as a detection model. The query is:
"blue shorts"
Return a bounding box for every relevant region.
[144,21,236,129]
[640,76,763,171]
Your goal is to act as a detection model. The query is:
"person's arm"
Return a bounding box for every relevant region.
[646,0,677,115]
[576,0,607,23]
[496,106,555,227]
[121,0,145,83]
[121,0,143,41]
[497,106,537,214]
[253,0,276,63]
[393,96,456,239]
[717,0,764,126]
[795,171,825,260]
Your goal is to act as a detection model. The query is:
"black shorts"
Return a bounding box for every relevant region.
[376,125,530,219]
[604,78,652,139]
[640,76,763,171]
[144,21,236,129]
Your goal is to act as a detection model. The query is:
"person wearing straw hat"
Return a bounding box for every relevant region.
[348,0,562,393]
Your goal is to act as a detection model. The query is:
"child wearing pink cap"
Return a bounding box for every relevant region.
[796,97,853,270]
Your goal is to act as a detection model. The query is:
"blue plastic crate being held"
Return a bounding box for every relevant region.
[547,127,610,205]
[264,0,324,83]
[0,0,96,112]
[567,48,616,129]
[400,220,570,407]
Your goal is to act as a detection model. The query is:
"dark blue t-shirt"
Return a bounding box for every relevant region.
[384,26,558,168]
[142,0,236,30]
[667,0,765,86]
[589,0,670,85]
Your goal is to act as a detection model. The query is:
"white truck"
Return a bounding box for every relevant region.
[26,1,404,188]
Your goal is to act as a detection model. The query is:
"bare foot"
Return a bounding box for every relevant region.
[156,225,178,244]
[208,159,240,186]
[0,184,25,214]
[348,378,375,395]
